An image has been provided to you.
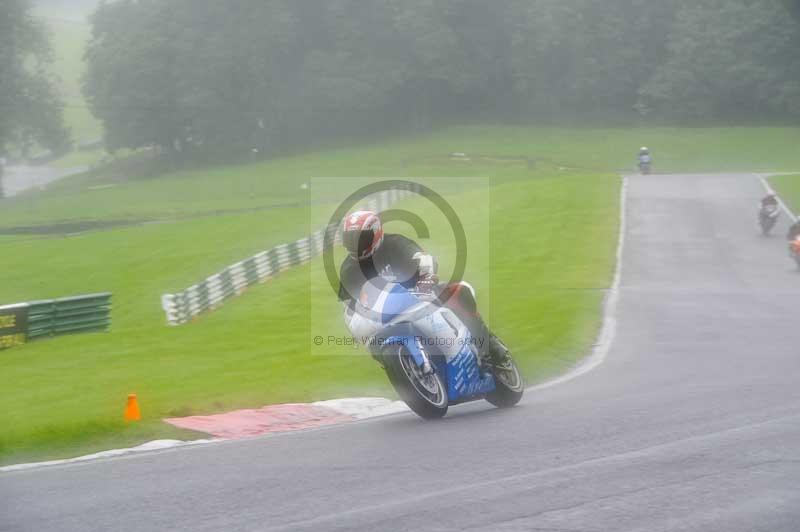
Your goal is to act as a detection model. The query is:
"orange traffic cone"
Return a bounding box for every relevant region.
[124,393,141,422]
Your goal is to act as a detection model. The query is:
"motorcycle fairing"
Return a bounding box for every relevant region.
[380,329,496,403]
[381,329,427,370]
[445,340,496,402]
[366,284,497,403]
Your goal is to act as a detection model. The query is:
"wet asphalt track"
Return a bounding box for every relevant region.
[2,173,800,532]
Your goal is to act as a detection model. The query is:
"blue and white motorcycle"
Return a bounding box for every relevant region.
[345,281,524,419]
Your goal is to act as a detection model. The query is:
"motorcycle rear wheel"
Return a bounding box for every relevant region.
[486,355,525,409]
[383,345,448,419]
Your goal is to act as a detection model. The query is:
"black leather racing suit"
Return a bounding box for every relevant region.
[338,234,423,304]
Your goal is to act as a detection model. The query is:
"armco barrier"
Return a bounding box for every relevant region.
[0,293,112,349]
[0,304,28,349]
[161,184,419,325]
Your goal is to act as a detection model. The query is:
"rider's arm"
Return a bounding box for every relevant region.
[384,235,423,285]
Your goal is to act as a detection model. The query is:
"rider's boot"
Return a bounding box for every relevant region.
[465,315,510,371]
[436,282,511,370]
[478,328,512,371]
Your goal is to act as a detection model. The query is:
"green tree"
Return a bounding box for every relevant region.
[0,0,68,157]
[784,0,800,18]
[82,0,800,161]
[85,0,296,157]
[85,0,187,154]
[508,0,678,121]
[641,0,800,121]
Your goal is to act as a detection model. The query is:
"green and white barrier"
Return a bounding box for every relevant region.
[161,185,418,325]
[0,293,112,349]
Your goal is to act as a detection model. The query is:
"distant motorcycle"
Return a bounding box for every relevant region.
[345,282,524,419]
[790,237,800,269]
[759,204,780,235]
[638,157,652,175]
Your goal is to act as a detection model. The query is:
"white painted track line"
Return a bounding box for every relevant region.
[527,176,627,392]
[756,173,798,221]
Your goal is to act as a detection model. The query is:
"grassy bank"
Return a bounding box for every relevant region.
[770,174,800,214]
[0,174,619,464]
[4,125,800,228]
[4,125,798,464]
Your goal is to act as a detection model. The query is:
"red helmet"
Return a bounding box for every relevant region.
[343,210,384,260]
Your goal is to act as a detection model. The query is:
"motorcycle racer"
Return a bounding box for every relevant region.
[761,193,779,208]
[638,147,651,164]
[758,193,781,235]
[338,210,511,368]
[637,147,652,174]
[787,219,800,242]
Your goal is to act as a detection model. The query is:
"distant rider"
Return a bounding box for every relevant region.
[761,193,779,209]
[638,147,652,166]
[337,210,510,368]
[787,218,800,242]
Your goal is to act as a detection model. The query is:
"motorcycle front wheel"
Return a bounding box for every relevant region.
[486,355,525,409]
[383,344,448,419]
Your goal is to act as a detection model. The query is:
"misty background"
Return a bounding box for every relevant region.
[3,0,800,163]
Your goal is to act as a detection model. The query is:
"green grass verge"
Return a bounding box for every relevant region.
[3,125,800,229]
[4,124,798,464]
[770,174,800,214]
[0,170,619,465]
